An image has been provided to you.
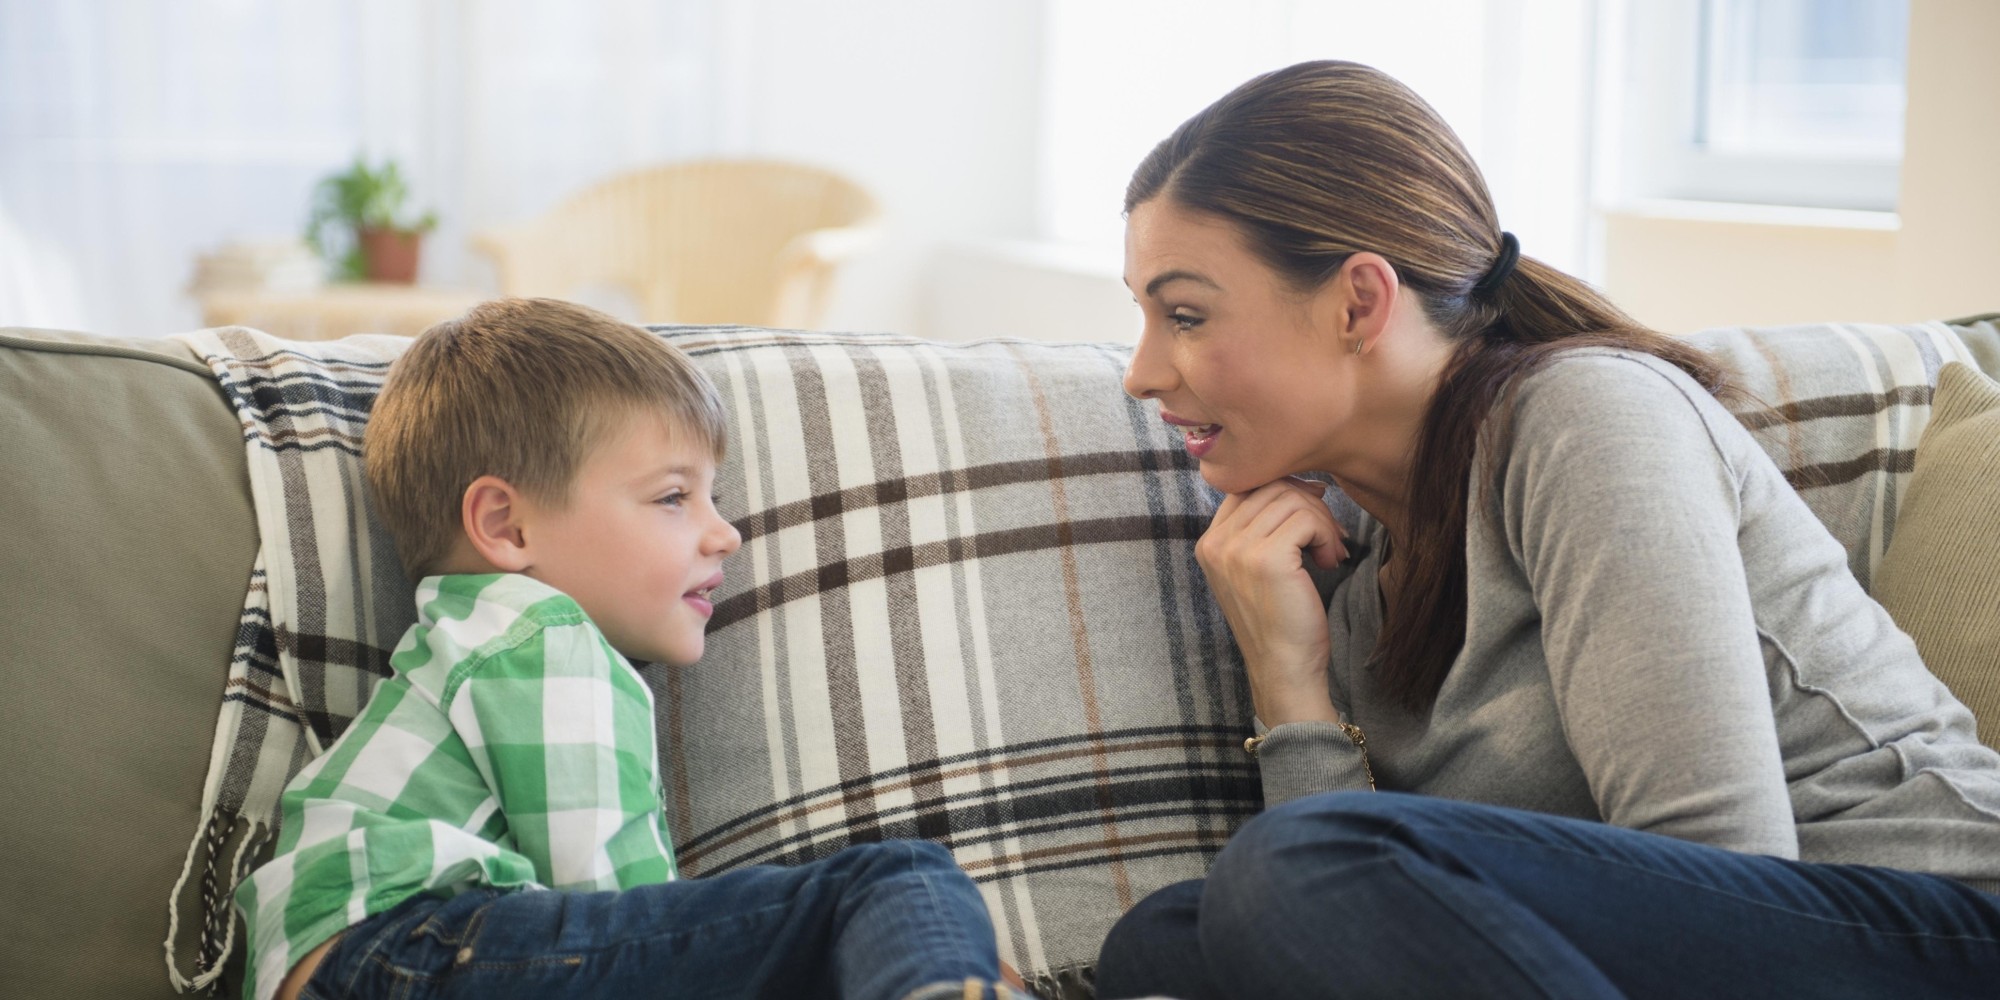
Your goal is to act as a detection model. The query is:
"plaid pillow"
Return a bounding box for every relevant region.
[657,327,1263,998]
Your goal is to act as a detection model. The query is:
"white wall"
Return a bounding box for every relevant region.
[716,0,1047,337]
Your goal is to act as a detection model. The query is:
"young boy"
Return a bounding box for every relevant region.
[236,298,1021,1000]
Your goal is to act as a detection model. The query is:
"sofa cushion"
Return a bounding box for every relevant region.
[1945,312,2000,378]
[661,327,1280,998]
[0,328,260,999]
[1873,362,2000,750]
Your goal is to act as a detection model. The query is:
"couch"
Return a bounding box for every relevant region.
[4,314,1998,1000]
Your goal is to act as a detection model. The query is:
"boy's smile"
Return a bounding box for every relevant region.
[510,412,740,667]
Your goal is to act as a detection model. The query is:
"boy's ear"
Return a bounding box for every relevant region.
[462,475,532,572]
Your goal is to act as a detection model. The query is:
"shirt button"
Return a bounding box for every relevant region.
[456,946,474,965]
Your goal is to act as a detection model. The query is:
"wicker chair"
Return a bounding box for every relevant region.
[473,160,880,329]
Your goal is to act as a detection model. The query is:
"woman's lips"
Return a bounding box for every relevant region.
[1161,411,1223,458]
[1181,423,1221,458]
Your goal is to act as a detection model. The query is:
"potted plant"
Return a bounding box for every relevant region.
[304,155,439,284]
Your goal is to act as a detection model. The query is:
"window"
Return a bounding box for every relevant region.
[1607,0,1910,212]
[1699,0,1908,160]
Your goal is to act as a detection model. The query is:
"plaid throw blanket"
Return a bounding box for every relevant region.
[162,318,1980,997]
[1686,320,1981,589]
[164,327,415,992]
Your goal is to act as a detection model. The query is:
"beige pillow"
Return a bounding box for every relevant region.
[1875,362,2000,749]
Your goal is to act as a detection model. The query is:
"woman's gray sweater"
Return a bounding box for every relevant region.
[1257,349,2000,892]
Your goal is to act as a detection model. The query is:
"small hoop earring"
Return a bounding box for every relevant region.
[1351,339,1365,356]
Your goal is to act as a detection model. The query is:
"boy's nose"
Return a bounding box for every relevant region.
[708,514,743,556]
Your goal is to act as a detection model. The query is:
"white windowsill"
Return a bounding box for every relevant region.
[1601,199,1901,232]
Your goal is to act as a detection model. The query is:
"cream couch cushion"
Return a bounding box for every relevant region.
[1875,362,2000,750]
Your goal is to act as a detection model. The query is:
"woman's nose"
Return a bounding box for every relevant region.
[1123,325,1176,400]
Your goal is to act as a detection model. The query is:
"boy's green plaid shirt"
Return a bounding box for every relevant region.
[235,573,677,1000]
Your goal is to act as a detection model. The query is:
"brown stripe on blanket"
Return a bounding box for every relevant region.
[241,423,364,451]
[958,828,1224,875]
[670,332,936,356]
[1010,342,1134,911]
[275,628,396,678]
[711,513,1210,629]
[271,429,336,745]
[976,839,1230,885]
[1784,447,1915,493]
[676,734,1246,866]
[851,351,952,844]
[729,450,1197,542]
[1733,385,1933,430]
[1743,331,1807,478]
[222,676,298,711]
[691,766,1258,873]
[654,656,695,862]
[220,355,397,376]
[788,347,883,844]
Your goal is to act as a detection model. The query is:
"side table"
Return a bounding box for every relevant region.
[197,284,487,340]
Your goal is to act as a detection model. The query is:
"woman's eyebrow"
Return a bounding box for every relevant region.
[1140,269,1221,298]
[1120,270,1224,296]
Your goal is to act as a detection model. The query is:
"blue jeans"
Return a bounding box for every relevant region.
[303,840,1011,1000]
[1097,791,2000,999]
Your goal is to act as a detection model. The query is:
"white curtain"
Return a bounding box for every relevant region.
[0,0,723,336]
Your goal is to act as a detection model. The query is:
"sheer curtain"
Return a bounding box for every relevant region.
[0,0,723,337]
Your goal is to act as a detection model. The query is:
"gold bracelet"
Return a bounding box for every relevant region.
[1244,722,1377,791]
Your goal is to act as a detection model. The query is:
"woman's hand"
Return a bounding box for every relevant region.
[1197,476,1350,727]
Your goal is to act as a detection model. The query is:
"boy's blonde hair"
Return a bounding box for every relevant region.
[364,297,726,579]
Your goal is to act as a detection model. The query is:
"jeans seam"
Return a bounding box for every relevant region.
[1403,819,2000,944]
[456,955,587,971]
[914,841,980,973]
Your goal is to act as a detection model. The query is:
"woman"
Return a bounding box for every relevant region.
[1097,60,2000,999]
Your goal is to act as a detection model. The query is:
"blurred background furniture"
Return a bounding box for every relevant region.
[197,283,486,340]
[472,159,880,330]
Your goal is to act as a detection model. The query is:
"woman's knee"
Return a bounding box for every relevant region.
[1203,792,1437,938]
[1214,791,1412,877]
[1100,879,1202,963]
[1096,880,1209,1000]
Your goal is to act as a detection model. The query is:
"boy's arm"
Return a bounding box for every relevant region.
[450,619,677,889]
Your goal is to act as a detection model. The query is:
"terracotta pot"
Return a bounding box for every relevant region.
[358,226,423,284]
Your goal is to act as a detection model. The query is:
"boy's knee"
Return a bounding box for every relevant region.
[890,838,960,873]
[832,839,962,880]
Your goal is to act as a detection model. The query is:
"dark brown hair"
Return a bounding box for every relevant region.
[1128,60,1731,712]
[365,297,726,579]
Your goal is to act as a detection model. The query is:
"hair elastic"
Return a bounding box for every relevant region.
[1471,231,1519,300]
